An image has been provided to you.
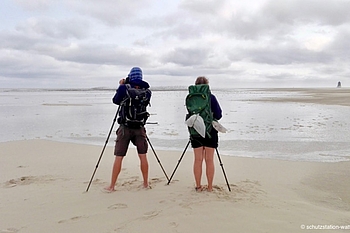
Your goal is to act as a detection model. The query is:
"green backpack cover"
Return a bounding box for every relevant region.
[185,84,213,138]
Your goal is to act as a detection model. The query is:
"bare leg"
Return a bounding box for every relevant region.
[138,153,149,188]
[105,156,124,192]
[193,147,205,190]
[204,147,215,191]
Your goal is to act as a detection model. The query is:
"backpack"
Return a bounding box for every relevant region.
[185,84,213,138]
[120,84,151,128]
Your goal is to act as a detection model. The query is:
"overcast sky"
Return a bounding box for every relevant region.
[1,0,350,89]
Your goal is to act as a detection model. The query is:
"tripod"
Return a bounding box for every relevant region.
[86,106,120,192]
[167,140,231,192]
[85,107,169,192]
[146,136,170,182]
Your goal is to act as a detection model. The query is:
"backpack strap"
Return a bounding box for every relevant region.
[119,84,131,107]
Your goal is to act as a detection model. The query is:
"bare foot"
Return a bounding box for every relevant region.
[103,186,116,193]
[195,186,203,192]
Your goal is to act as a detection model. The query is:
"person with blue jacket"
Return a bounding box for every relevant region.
[105,67,151,192]
[190,76,222,192]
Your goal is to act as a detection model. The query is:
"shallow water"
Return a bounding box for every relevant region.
[1,88,350,162]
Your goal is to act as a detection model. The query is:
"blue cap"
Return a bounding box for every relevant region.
[128,67,143,81]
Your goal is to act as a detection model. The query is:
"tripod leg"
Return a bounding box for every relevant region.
[215,148,231,192]
[146,136,170,182]
[85,106,120,192]
[167,140,190,185]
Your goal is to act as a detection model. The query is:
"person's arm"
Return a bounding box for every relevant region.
[211,94,222,120]
[112,85,127,105]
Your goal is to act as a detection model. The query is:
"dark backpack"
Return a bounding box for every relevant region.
[185,84,213,138]
[120,84,151,128]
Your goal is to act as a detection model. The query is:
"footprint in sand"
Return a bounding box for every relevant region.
[58,216,88,224]
[4,176,36,187]
[4,176,56,188]
[151,177,160,182]
[143,210,161,220]
[4,176,67,188]
[1,228,19,233]
[121,176,139,186]
[169,222,179,228]
[108,203,128,210]
[212,185,224,191]
[230,180,266,202]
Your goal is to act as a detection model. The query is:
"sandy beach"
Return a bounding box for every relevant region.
[1,139,350,233]
[1,88,350,232]
[253,88,350,107]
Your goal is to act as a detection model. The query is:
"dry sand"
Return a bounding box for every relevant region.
[1,139,350,233]
[253,87,350,106]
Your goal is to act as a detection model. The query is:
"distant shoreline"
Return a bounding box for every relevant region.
[1,86,349,93]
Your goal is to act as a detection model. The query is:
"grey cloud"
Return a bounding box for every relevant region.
[224,0,350,39]
[0,31,41,51]
[15,17,90,39]
[179,0,226,15]
[0,50,67,79]
[14,0,154,26]
[0,49,122,87]
[49,44,151,66]
[0,17,91,53]
[148,65,241,78]
[177,0,350,40]
[161,47,210,66]
[156,23,204,41]
[314,65,347,76]
[13,0,55,11]
[262,0,350,26]
[326,27,350,60]
[241,46,332,65]
[0,29,151,67]
[63,0,156,26]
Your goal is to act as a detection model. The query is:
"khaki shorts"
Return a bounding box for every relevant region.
[114,125,148,156]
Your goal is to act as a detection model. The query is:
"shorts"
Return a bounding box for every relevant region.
[114,125,148,156]
[190,128,218,148]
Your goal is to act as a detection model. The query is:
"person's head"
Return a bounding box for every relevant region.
[128,67,143,82]
[195,76,209,85]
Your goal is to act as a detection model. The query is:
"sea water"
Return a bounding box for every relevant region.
[1,88,350,162]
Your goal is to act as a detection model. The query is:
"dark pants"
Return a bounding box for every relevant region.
[190,128,218,148]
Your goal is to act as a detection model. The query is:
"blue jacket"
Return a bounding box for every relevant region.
[112,79,151,105]
[211,94,222,120]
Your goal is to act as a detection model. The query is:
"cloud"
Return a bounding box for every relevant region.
[2,0,350,88]
[162,47,210,66]
[15,17,90,39]
[13,0,56,11]
[235,43,333,65]
[48,44,152,66]
[262,0,350,26]
[63,0,157,26]
[327,27,350,59]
